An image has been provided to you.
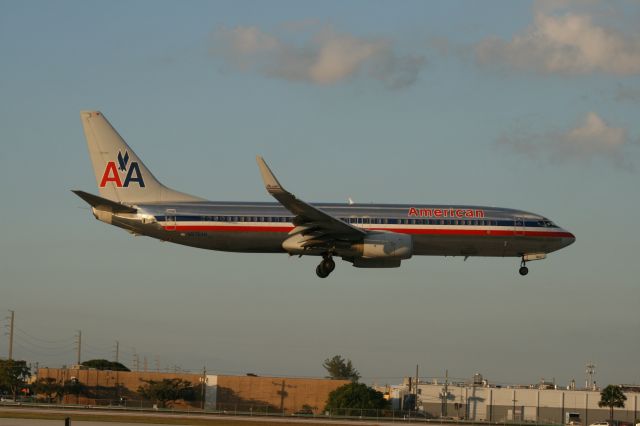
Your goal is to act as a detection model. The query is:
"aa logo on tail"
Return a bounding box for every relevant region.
[100,150,145,188]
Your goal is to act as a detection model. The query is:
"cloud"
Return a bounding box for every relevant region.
[475,4,640,75]
[211,25,425,88]
[498,112,636,170]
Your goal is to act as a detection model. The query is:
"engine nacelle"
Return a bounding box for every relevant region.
[352,258,402,268]
[352,232,413,260]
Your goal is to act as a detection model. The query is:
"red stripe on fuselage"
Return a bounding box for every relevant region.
[163,225,572,238]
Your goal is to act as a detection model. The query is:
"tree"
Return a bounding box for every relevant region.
[325,382,389,412]
[31,377,63,402]
[81,359,130,371]
[322,355,360,381]
[598,385,626,420]
[137,378,196,408]
[62,378,85,401]
[0,360,31,398]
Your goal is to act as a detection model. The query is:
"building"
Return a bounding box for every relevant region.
[36,368,348,413]
[388,377,639,424]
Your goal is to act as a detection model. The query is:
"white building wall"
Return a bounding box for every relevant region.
[415,383,638,423]
[204,374,218,410]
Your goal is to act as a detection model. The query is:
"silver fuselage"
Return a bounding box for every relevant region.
[104,201,575,258]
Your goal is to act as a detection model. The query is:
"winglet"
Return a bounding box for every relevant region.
[256,156,286,195]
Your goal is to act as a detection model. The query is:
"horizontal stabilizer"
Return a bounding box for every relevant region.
[72,190,137,213]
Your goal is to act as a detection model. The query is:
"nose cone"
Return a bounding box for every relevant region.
[561,229,576,248]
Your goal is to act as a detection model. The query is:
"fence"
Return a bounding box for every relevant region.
[7,399,637,425]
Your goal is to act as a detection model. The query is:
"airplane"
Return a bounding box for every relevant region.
[73,111,575,278]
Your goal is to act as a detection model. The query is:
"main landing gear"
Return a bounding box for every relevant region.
[316,255,335,278]
[519,258,529,276]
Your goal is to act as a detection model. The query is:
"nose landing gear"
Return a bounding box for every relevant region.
[517,253,547,276]
[316,255,336,278]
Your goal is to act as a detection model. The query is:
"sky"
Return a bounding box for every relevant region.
[1,0,639,388]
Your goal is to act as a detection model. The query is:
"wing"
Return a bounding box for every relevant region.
[256,157,366,246]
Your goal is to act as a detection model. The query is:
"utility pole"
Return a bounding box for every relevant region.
[415,364,419,411]
[8,310,14,360]
[143,356,148,372]
[441,369,449,417]
[585,363,596,390]
[75,330,82,365]
[114,341,120,401]
[201,366,207,410]
[133,351,139,372]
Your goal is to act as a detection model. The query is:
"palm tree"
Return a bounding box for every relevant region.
[598,385,627,420]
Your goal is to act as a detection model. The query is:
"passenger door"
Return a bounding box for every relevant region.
[165,208,177,231]
[514,216,525,236]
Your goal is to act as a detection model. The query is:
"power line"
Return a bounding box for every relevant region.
[12,335,74,352]
[11,341,74,358]
[15,327,74,345]
[83,341,114,353]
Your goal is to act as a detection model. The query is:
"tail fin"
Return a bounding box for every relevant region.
[80,111,202,203]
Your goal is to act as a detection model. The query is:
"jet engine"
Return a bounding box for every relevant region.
[351,231,413,260]
[283,229,413,269]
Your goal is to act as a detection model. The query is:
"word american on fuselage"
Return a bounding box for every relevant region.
[407,207,485,218]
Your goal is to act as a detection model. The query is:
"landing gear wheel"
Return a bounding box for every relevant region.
[321,257,335,273]
[316,264,330,278]
[519,266,529,276]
